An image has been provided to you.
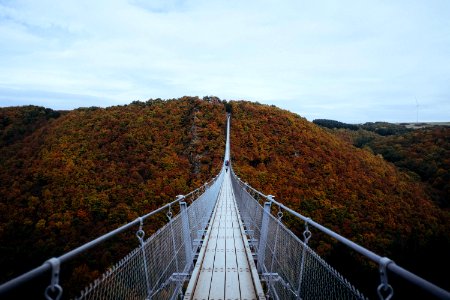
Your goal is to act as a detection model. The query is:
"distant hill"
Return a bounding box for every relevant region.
[0,105,62,147]
[1,99,449,298]
[313,118,412,135]
[315,120,450,208]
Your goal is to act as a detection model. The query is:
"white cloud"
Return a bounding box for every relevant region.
[0,0,449,122]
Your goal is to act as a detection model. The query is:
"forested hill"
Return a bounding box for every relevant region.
[0,98,449,297]
[0,97,226,284]
[312,119,449,209]
[228,101,450,294]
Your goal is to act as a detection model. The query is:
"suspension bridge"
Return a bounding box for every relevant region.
[0,115,449,300]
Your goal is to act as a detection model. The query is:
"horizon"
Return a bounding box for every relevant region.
[1,1,449,123]
[2,97,450,125]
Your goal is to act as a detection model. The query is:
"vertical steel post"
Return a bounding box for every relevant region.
[258,201,272,272]
[242,182,248,223]
[179,200,193,270]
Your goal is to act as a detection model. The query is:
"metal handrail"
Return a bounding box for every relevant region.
[232,170,450,300]
[0,172,222,296]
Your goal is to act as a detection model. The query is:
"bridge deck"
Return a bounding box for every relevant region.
[184,171,265,300]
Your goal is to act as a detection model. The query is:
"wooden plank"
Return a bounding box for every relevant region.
[187,172,265,300]
[225,214,240,300]
[230,182,266,300]
[190,185,224,300]
[191,223,218,299]
[208,185,227,299]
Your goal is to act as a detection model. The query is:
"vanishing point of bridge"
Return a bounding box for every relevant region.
[0,115,449,300]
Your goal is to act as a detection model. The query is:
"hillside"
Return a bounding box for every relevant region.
[0,97,226,290]
[1,98,449,298]
[322,123,450,208]
[366,127,450,208]
[229,101,450,295]
[0,105,62,148]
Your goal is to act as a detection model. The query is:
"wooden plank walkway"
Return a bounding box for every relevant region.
[184,171,265,300]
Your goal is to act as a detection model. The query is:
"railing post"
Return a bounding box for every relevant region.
[243,182,251,226]
[258,200,272,272]
[179,198,193,270]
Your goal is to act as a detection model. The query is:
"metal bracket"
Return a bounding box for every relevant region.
[170,273,190,282]
[261,273,282,282]
[303,218,312,244]
[261,273,293,291]
[193,239,203,246]
[44,258,62,300]
[377,257,394,300]
[248,238,258,247]
[136,217,145,244]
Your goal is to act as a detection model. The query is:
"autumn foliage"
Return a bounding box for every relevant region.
[366,127,450,208]
[0,97,225,293]
[0,98,448,298]
[229,101,450,295]
[325,124,450,209]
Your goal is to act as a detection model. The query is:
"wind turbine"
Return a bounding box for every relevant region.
[415,97,419,123]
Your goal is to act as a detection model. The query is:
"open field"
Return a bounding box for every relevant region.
[397,122,450,129]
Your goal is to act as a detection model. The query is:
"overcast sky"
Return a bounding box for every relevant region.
[0,0,449,123]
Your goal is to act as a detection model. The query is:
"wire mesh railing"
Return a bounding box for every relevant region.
[231,170,366,300]
[260,208,366,300]
[77,169,224,300]
[0,169,224,300]
[231,169,450,300]
[3,111,449,300]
